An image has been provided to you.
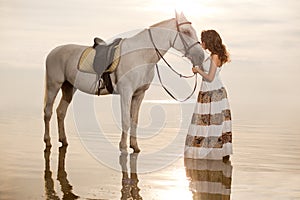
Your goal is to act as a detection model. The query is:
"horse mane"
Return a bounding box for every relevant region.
[150,18,175,28]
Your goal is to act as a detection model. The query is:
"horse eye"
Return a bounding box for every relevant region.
[183,30,191,36]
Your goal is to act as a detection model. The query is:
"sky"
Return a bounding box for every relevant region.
[0,0,299,69]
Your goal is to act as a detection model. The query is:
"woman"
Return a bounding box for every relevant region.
[184,30,232,161]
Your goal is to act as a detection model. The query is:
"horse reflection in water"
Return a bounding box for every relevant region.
[44,146,79,200]
[184,159,233,200]
[119,152,142,200]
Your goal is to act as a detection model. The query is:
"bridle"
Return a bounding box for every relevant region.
[148,18,201,102]
[172,20,201,58]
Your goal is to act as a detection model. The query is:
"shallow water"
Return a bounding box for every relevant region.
[0,68,300,200]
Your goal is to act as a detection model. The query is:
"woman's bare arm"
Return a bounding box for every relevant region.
[192,55,220,82]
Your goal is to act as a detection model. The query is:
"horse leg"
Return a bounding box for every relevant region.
[44,80,62,147]
[56,81,76,146]
[119,92,132,152]
[129,92,145,153]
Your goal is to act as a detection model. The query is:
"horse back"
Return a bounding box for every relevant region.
[46,44,88,68]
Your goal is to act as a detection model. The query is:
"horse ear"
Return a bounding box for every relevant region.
[179,12,188,22]
[175,11,188,23]
[175,10,179,20]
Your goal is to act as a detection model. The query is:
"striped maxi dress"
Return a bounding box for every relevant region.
[184,55,232,160]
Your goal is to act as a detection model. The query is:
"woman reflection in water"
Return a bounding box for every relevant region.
[184,158,232,199]
[184,30,232,161]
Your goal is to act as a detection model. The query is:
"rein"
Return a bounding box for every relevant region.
[148,22,200,102]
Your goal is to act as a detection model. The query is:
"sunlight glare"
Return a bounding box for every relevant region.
[156,168,192,199]
[145,0,217,17]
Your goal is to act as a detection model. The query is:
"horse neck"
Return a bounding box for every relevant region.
[149,18,177,54]
[122,18,177,64]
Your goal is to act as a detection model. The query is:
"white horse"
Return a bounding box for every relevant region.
[44,12,204,152]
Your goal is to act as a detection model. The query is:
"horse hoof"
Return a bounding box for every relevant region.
[130,145,141,153]
[119,147,128,153]
[119,142,128,153]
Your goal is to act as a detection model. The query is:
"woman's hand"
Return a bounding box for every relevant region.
[192,67,199,74]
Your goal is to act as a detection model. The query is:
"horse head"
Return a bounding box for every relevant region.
[173,11,204,67]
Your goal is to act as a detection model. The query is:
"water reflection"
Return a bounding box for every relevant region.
[184,158,233,200]
[119,152,143,200]
[44,146,79,200]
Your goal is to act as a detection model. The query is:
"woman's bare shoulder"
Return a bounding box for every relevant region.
[211,54,222,67]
